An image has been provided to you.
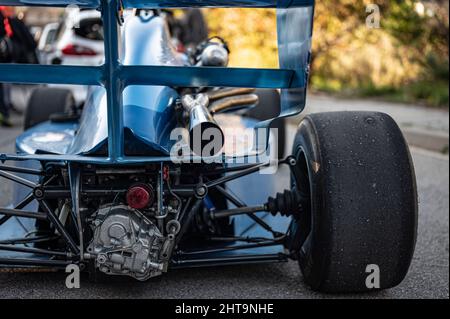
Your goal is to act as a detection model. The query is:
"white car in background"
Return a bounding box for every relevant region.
[38,9,104,104]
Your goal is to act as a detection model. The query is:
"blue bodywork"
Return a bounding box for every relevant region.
[0,0,314,269]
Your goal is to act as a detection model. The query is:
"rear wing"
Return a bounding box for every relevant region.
[0,0,315,164]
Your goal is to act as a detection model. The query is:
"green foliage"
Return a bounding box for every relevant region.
[382,0,426,45]
[203,1,449,107]
[205,8,278,68]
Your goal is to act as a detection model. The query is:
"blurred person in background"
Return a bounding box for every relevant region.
[1,6,38,64]
[0,6,13,127]
[0,6,36,127]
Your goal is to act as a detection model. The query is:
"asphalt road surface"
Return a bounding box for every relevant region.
[0,91,448,299]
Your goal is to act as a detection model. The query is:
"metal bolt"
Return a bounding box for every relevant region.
[97,254,107,264]
[34,188,44,198]
[196,185,207,198]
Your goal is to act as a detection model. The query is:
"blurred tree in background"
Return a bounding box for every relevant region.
[205,8,279,68]
[205,0,449,107]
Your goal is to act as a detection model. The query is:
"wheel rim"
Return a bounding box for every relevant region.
[291,147,313,257]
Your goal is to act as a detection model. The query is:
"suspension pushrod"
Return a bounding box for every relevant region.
[0,165,44,176]
[0,244,69,257]
[169,163,270,197]
[171,253,288,267]
[0,235,58,245]
[205,162,269,189]
[202,163,263,176]
[0,215,8,226]
[179,239,284,256]
[0,257,72,267]
[0,192,35,227]
[0,208,47,220]
[0,170,37,188]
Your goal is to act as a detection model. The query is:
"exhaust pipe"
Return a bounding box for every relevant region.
[181,94,224,156]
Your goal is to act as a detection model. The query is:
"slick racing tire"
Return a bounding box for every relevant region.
[244,89,285,159]
[289,111,418,293]
[24,87,75,130]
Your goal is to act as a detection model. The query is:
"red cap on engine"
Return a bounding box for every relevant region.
[126,184,153,210]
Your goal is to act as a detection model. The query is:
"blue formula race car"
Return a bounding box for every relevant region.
[0,0,417,293]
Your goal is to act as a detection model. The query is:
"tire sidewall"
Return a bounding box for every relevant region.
[24,88,74,130]
[292,117,331,291]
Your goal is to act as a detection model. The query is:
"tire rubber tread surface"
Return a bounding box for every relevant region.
[292,111,418,292]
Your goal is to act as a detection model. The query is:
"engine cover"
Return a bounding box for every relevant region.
[87,205,165,281]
